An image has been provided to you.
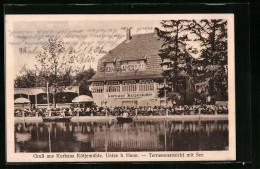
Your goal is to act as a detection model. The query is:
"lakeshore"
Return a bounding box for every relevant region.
[14,114,228,122]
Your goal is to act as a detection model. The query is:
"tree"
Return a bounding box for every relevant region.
[157,20,197,96]
[35,36,71,108]
[189,19,228,101]
[189,19,227,66]
[209,66,228,100]
[14,71,37,88]
[74,67,96,95]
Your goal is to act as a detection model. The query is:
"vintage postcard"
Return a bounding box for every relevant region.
[5,14,235,162]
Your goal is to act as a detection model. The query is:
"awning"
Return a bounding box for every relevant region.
[14,97,30,104]
[72,95,93,103]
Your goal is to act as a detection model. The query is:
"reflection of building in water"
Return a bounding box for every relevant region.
[92,139,160,151]
[168,120,229,133]
[166,120,229,151]
[15,120,229,152]
[91,122,164,151]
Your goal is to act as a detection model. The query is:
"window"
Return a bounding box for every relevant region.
[92,82,104,93]
[104,62,114,72]
[139,80,154,91]
[139,80,153,84]
[107,81,119,85]
[107,81,120,92]
[122,80,136,85]
[120,60,146,72]
[93,82,104,86]
[122,80,137,92]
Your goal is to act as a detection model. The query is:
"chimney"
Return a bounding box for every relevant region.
[126,28,131,41]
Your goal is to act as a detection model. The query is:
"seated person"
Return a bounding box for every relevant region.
[60,110,65,117]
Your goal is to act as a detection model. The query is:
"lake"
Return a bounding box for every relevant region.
[15,119,228,152]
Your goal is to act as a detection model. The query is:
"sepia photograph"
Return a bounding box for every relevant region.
[5,14,235,162]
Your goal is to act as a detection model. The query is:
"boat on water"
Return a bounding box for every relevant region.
[117,117,133,123]
[42,116,72,122]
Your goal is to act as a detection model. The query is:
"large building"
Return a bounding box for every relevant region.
[89,29,168,107]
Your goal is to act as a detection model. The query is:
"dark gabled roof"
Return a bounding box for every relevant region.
[101,33,163,62]
[90,32,164,82]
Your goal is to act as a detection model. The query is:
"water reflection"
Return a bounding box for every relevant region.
[15,120,228,152]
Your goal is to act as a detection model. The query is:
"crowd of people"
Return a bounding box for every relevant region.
[14,104,228,117]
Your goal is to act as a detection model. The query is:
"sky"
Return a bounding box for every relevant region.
[7,18,202,77]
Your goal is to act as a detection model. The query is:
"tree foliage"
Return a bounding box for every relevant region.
[14,71,36,88]
[14,36,96,106]
[208,66,228,100]
[157,20,197,94]
[188,19,227,65]
[14,68,96,94]
[35,36,68,93]
[158,19,228,102]
[189,19,228,101]
[75,67,96,96]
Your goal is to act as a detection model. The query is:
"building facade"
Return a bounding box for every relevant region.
[89,29,168,107]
